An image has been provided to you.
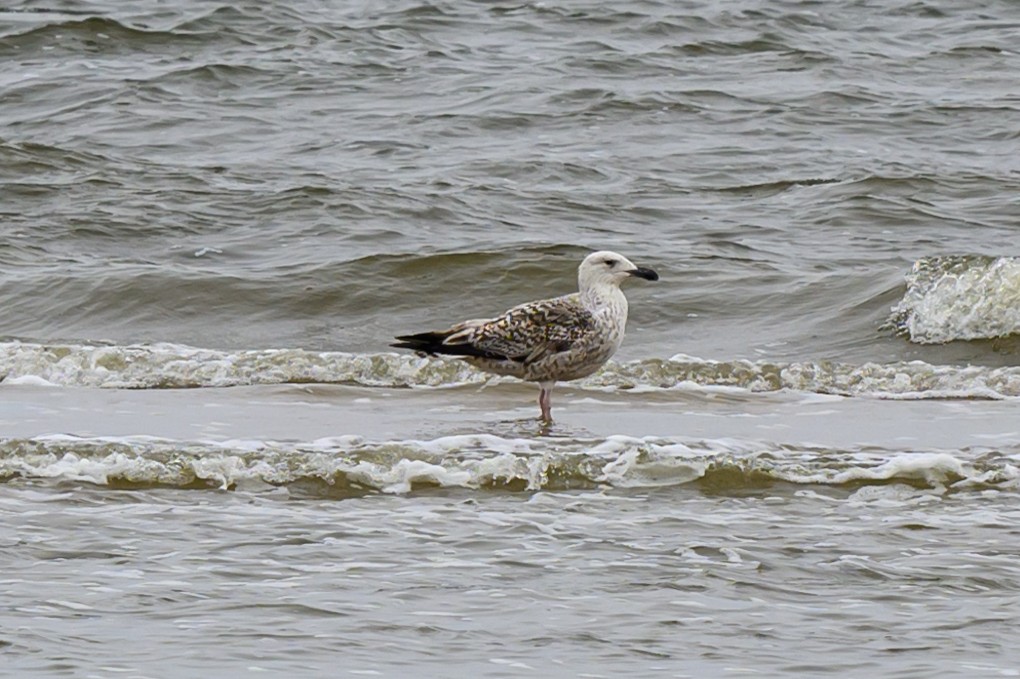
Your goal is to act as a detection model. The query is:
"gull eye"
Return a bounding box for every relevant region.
[604,259,618,268]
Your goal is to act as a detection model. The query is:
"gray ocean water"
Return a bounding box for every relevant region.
[3,1,1020,677]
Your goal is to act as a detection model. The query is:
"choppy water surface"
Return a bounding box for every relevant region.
[2,0,1020,676]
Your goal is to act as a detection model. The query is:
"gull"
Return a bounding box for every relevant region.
[391,251,659,421]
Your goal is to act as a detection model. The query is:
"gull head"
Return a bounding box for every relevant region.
[578,250,659,291]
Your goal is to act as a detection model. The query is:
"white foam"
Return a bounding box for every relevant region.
[2,341,1020,399]
[3,375,60,387]
[890,255,1020,343]
[1,431,1018,496]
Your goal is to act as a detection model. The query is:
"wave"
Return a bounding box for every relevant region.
[888,255,1020,344]
[2,342,1020,398]
[0,16,200,52]
[1,433,1013,497]
[0,7,293,57]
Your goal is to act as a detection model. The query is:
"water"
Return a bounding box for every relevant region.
[2,0,1020,676]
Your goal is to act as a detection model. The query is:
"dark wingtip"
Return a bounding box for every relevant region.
[391,337,437,355]
[392,335,431,350]
[391,331,516,362]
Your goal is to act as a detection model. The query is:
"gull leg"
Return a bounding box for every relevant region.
[538,382,554,422]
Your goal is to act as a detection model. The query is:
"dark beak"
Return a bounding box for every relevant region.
[627,267,659,281]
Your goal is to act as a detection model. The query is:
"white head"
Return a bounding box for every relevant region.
[577,250,659,292]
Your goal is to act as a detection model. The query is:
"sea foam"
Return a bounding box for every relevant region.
[3,341,1020,399]
[1,433,1015,497]
[889,255,1020,344]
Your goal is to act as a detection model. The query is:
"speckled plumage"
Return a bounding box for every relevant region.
[392,251,658,421]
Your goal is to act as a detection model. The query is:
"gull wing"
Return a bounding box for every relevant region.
[444,295,596,364]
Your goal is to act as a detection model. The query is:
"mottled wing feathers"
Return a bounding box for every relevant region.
[449,295,594,361]
[394,295,596,364]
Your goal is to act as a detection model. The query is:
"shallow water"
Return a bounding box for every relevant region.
[3,0,1020,676]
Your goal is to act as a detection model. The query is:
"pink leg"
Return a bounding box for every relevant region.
[538,382,554,422]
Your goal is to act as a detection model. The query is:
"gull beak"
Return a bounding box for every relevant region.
[627,266,659,281]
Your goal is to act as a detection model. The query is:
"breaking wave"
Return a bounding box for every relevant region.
[889,255,1020,344]
[1,433,1014,497]
[2,341,1020,399]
